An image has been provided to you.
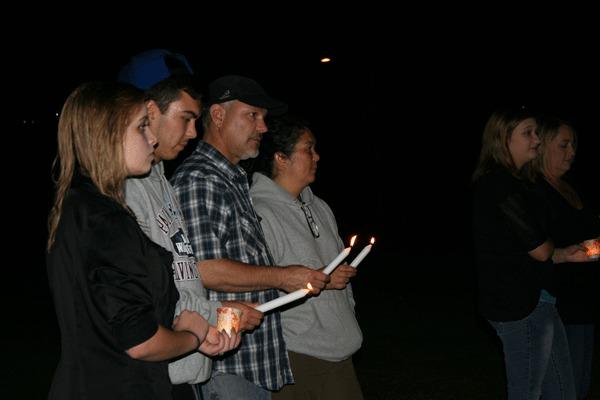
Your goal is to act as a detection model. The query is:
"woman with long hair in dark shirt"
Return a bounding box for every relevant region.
[472,107,589,400]
[530,116,599,399]
[46,82,223,399]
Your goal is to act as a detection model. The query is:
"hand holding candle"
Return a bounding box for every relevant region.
[255,283,314,313]
[322,235,356,275]
[349,237,375,267]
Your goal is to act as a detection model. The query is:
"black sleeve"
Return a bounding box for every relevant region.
[87,212,159,351]
[498,191,547,251]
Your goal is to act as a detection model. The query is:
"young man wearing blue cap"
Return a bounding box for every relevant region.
[171,76,330,399]
[118,49,194,90]
[120,51,253,400]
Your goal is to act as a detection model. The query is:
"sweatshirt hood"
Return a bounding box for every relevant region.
[251,172,315,205]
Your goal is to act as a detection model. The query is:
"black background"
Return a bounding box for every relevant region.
[14,25,599,259]
[5,13,600,397]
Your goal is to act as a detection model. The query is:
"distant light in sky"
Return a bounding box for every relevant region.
[56,112,59,117]
[320,57,331,63]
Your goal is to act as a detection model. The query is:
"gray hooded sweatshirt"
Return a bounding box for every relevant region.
[250,172,362,362]
[126,162,220,384]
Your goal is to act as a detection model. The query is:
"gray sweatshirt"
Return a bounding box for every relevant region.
[250,172,362,361]
[125,162,220,384]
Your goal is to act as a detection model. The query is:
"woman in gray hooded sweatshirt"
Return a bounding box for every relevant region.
[247,115,363,400]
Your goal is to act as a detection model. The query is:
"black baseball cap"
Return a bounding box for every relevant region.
[208,75,287,115]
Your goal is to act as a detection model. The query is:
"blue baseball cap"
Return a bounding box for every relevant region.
[118,49,193,90]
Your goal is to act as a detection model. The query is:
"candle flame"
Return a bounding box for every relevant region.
[370,237,375,244]
[306,283,313,292]
[583,239,600,257]
[350,235,357,246]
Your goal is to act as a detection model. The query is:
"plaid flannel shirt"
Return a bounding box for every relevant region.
[171,140,292,390]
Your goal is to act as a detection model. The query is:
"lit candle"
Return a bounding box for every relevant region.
[582,238,600,260]
[349,237,375,267]
[255,283,313,313]
[322,235,357,275]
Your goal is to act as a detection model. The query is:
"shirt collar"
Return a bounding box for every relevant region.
[196,140,248,182]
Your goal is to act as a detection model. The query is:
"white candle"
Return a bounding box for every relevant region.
[255,287,310,313]
[322,246,352,275]
[349,245,371,267]
[349,237,375,267]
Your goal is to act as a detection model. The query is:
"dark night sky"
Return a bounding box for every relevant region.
[10,20,600,267]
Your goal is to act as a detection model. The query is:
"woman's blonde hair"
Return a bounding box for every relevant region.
[472,106,536,182]
[527,116,577,180]
[47,82,145,251]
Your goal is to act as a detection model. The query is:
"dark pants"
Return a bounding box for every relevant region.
[272,351,363,400]
[200,373,270,400]
[564,324,594,400]
[172,383,199,400]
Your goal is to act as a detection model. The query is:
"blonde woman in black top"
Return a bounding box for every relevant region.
[472,107,589,400]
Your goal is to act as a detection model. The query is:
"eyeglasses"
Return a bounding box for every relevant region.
[300,200,320,238]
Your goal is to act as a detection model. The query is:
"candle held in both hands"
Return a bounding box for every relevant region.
[349,237,375,268]
[255,284,313,313]
[582,238,600,260]
[322,247,351,275]
[216,307,242,335]
[322,235,357,275]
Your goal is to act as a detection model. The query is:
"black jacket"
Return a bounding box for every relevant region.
[47,175,178,400]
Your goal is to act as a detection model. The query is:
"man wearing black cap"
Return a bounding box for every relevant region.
[171,75,330,399]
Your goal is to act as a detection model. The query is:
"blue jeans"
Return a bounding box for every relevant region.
[564,324,594,400]
[489,302,576,400]
[199,373,271,400]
